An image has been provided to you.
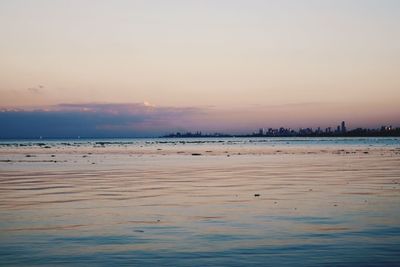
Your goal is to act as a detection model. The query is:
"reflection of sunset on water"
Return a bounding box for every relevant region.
[1,139,399,265]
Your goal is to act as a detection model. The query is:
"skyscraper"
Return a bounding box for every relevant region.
[341,121,347,133]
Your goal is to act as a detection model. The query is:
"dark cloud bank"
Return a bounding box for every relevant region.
[0,103,199,138]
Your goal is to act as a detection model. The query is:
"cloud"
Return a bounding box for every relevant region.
[27,85,45,94]
[0,103,201,138]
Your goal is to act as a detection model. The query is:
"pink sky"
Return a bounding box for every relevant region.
[1,1,399,131]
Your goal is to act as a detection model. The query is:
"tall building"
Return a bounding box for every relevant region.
[341,121,347,133]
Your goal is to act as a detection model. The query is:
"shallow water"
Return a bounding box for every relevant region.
[1,138,400,266]
[1,136,400,149]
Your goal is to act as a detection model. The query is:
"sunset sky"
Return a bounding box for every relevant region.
[1,0,399,137]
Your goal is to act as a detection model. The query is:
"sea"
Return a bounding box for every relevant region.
[0,137,399,266]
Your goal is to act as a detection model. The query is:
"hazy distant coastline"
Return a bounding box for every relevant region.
[163,126,400,138]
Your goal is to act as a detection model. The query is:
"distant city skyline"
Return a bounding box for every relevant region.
[163,121,400,138]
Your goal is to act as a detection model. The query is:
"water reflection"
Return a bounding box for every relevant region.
[0,149,400,266]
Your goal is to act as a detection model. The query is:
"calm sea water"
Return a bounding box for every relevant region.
[0,137,400,266]
[1,136,400,148]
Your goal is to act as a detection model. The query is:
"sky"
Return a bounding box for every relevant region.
[0,0,399,137]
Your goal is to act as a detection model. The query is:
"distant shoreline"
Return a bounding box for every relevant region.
[162,130,400,138]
